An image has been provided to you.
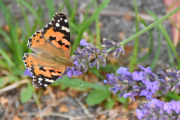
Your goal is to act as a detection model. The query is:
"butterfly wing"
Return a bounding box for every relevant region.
[23,53,58,69]
[23,53,65,88]
[23,12,71,88]
[41,12,71,58]
[27,30,66,57]
[30,66,65,88]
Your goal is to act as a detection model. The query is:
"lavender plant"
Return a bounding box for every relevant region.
[23,38,180,119]
[104,66,180,101]
[136,99,180,120]
[65,38,125,78]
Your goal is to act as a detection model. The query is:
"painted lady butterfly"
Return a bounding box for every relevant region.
[23,12,72,88]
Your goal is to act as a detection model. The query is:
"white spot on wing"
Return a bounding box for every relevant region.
[64,19,67,23]
[62,26,70,32]
[38,78,43,81]
[56,23,60,27]
[45,79,54,83]
[44,84,47,87]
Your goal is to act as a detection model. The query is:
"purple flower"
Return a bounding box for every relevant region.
[137,99,180,119]
[116,67,131,76]
[105,66,180,101]
[132,71,144,81]
[144,81,159,93]
[102,38,125,58]
[123,91,138,101]
[138,65,152,74]
[136,109,146,120]
[67,39,109,78]
[66,67,82,78]
[23,69,32,77]
[103,80,108,84]
[140,90,153,100]
[80,39,90,46]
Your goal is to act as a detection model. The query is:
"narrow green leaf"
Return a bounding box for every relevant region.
[60,84,68,90]
[70,0,78,23]
[95,1,101,47]
[35,90,43,105]
[0,49,14,67]
[137,18,153,62]
[0,27,11,45]
[130,0,139,72]
[120,7,180,46]
[53,76,107,90]
[167,45,175,66]
[86,89,111,105]
[64,0,72,15]
[59,4,64,12]
[72,0,110,52]
[46,0,55,18]
[0,77,9,88]
[89,68,104,80]
[83,0,95,23]
[147,10,179,68]
[0,60,9,69]
[18,0,41,24]
[117,96,128,108]
[151,28,161,69]
[69,21,79,32]
[8,76,19,83]
[165,92,180,101]
[105,97,115,109]
[17,0,30,35]
[20,84,35,103]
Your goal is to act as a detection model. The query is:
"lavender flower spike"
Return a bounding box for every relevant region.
[104,66,180,101]
[102,38,125,58]
[136,99,180,120]
[66,39,108,78]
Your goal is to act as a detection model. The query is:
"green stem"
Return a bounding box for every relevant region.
[120,7,180,46]
[95,1,101,47]
[130,0,139,72]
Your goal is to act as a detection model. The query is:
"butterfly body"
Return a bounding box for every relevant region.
[23,12,72,88]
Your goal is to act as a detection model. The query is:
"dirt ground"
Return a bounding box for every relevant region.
[0,0,178,120]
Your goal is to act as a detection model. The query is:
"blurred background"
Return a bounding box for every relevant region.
[0,0,179,119]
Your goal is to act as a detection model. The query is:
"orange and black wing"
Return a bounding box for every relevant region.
[23,53,65,88]
[41,12,71,58]
[30,66,65,88]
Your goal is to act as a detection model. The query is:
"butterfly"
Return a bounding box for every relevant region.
[23,12,72,88]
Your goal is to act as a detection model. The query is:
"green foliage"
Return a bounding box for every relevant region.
[137,18,153,63]
[52,77,111,106]
[105,97,115,109]
[150,28,162,69]
[71,0,110,51]
[147,10,180,68]
[46,0,55,18]
[117,96,128,108]
[20,84,35,103]
[164,92,180,101]
[130,0,139,72]
[86,89,111,106]
[52,76,107,91]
